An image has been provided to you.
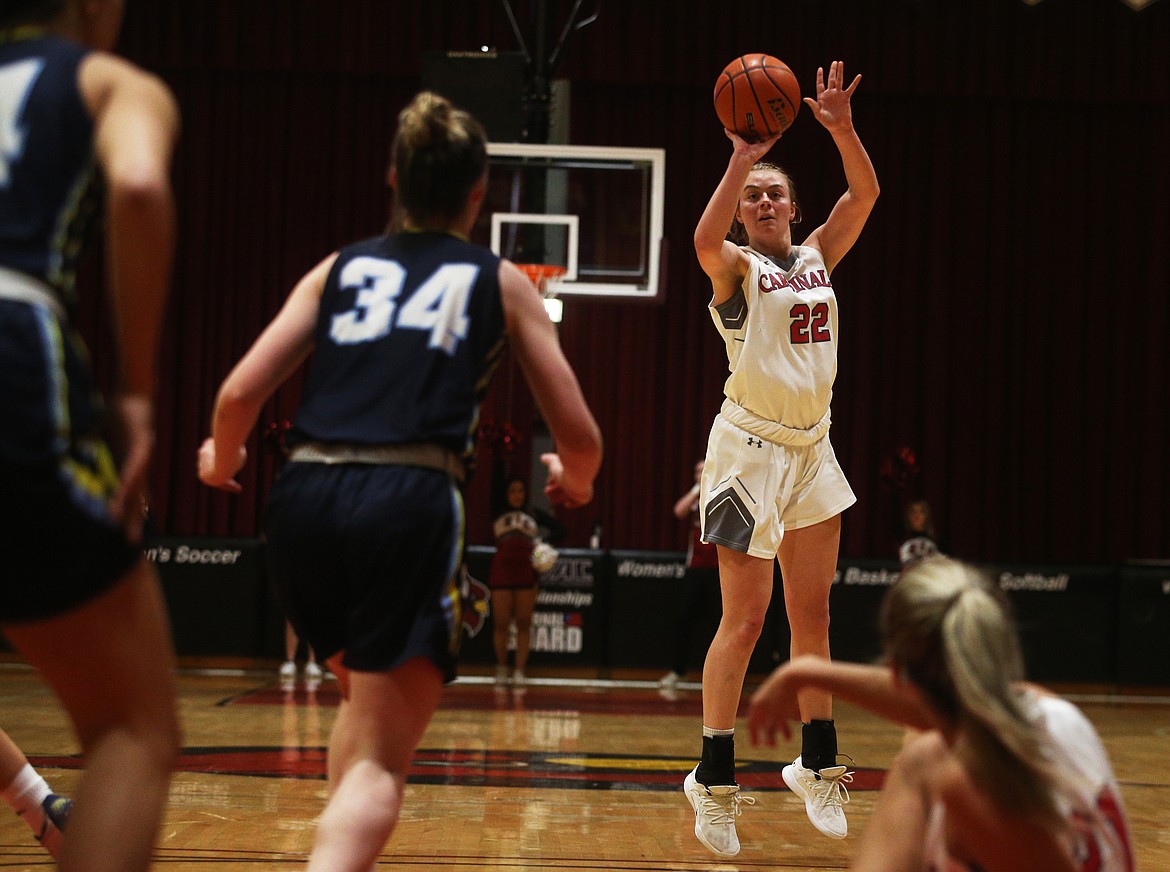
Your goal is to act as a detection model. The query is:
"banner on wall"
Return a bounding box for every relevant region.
[531,549,605,661]
[828,559,900,665]
[145,537,274,657]
[988,564,1119,683]
[826,560,1123,682]
[461,546,607,666]
[122,537,1156,686]
[607,550,690,669]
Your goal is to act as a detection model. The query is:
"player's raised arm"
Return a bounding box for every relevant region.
[693,131,779,305]
[800,61,879,272]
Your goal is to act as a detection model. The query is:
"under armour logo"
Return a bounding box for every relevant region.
[747,437,763,447]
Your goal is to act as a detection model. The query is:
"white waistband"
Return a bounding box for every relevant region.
[287,440,465,483]
[0,267,65,320]
[719,397,830,447]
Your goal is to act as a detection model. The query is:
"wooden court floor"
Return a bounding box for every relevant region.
[0,659,1166,871]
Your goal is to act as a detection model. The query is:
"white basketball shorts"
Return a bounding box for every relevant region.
[699,413,856,559]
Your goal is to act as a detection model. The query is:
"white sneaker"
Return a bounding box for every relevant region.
[279,660,297,681]
[658,671,681,690]
[304,661,323,681]
[512,670,527,688]
[494,665,510,686]
[683,766,755,857]
[782,755,852,839]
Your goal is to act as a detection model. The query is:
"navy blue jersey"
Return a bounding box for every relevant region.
[290,231,508,457]
[0,32,100,312]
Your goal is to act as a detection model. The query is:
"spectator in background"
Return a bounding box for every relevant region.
[281,620,324,687]
[898,499,945,568]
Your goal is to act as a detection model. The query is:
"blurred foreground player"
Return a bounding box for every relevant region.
[0,1,181,871]
[749,557,1135,872]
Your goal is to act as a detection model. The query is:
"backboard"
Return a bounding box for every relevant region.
[474,143,666,300]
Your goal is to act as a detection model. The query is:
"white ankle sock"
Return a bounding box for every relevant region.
[1,764,51,834]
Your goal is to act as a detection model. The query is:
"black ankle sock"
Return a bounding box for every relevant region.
[801,719,838,773]
[696,734,735,786]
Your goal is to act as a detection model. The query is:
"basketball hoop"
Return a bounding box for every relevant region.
[515,263,567,297]
[516,264,567,323]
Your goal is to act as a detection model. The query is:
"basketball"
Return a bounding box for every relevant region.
[713,54,801,141]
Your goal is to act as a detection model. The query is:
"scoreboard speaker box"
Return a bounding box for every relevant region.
[421,51,527,142]
[1116,562,1170,686]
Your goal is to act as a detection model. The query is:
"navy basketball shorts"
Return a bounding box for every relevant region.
[0,301,140,623]
[263,461,464,681]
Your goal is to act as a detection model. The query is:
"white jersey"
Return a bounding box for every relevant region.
[924,692,1134,872]
[710,245,838,430]
[1041,694,1134,872]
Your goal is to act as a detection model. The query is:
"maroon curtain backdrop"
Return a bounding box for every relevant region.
[83,0,1167,563]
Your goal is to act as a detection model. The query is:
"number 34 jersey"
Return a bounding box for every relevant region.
[710,245,839,431]
[290,231,508,456]
[0,33,99,309]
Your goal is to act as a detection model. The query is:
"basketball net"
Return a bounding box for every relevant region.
[515,263,567,297]
[515,263,567,322]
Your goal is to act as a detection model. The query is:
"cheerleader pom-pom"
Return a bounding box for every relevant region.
[531,540,559,573]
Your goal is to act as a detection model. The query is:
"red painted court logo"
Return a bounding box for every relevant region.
[31,746,885,792]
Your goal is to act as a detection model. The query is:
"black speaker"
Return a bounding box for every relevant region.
[421,51,527,142]
[1117,562,1170,686]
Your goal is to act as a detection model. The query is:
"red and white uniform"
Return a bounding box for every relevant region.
[700,245,855,558]
[487,510,538,590]
[924,692,1135,872]
[714,245,838,432]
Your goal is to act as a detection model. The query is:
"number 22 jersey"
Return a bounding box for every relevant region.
[710,244,838,431]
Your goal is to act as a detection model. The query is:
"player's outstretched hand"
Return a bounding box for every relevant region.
[541,452,593,508]
[803,60,861,133]
[107,393,155,542]
[747,664,805,747]
[725,128,782,162]
[197,438,245,493]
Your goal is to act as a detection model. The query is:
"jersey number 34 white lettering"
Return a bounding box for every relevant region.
[0,59,46,187]
[330,256,477,356]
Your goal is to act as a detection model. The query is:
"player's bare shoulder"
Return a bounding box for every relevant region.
[77,50,178,129]
[707,240,751,305]
[498,259,548,330]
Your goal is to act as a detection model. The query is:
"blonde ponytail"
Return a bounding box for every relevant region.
[883,558,1065,829]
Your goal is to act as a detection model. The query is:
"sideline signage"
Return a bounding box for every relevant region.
[993,564,1118,683]
[461,546,606,666]
[145,536,272,657]
[607,550,690,669]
